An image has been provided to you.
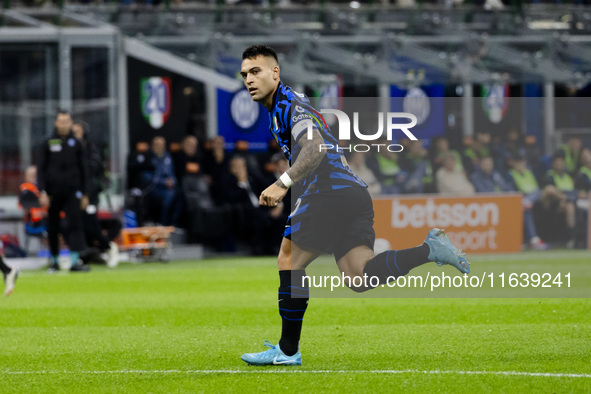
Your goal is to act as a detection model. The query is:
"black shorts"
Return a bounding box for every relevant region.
[284,186,375,261]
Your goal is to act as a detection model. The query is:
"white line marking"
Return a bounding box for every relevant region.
[2,370,590,378]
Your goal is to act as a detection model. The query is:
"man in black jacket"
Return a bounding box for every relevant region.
[221,155,284,255]
[38,110,90,272]
[73,121,120,268]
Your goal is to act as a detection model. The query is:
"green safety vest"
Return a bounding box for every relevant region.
[376,154,400,186]
[509,169,539,194]
[547,170,574,191]
[579,166,591,181]
[423,161,433,184]
[464,146,490,161]
[560,144,580,174]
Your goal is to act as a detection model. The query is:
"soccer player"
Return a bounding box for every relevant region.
[0,241,18,296]
[239,45,470,366]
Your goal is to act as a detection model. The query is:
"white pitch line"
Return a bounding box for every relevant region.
[2,370,590,378]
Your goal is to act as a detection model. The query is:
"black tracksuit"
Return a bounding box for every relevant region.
[80,137,121,253]
[38,130,89,256]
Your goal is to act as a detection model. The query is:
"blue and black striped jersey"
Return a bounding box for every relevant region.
[267,81,366,194]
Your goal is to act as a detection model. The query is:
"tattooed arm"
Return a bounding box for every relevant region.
[259,127,325,206]
[276,128,325,188]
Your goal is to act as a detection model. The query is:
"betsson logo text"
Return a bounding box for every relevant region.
[392,199,500,250]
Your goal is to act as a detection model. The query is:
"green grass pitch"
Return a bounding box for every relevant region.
[0,251,590,393]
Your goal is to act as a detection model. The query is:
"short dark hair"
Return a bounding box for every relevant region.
[512,154,526,162]
[73,120,90,135]
[552,152,565,162]
[242,45,278,63]
[56,109,71,117]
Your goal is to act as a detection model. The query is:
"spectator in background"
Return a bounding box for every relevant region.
[262,152,281,186]
[127,142,154,191]
[73,121,105,203]
[258,139,283,172]
[430,136,463,175]
[144,136,181,226]
[545,154,577,201]
[233,140,266,186]
[19,165,48,236]
[400,140,433,194]
[173,135,204,187]
[38,110,90,272]
[173,135,215,221]
[125,141,155,226]
[557,136,583,176]
[263,153,291,254]
[264,153,290,191]
[204,136,229,182]
[470,156,511,193]
[494,128,525,173]
[463,130,491,173]
[435,152,475,195]
[72,121,119,268]
[204,136,230,202]
[576,148,591,192]
[544,154,577,245]
[366,142,407,194]
[506,156,549,250]
[575,148,591,247]
[348,151,382,197]
[507,156,540,194]
[221,156,281,255]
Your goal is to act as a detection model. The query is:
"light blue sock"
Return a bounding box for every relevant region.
[52,255,59,264]
[70,252,80,267]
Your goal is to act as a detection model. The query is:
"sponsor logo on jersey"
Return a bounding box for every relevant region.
[141,77,171,129]
[292,113,312,123]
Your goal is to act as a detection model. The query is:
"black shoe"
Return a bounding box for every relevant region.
[47,263,60,273]
[81,249,106,265]
[70,264,91,272]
